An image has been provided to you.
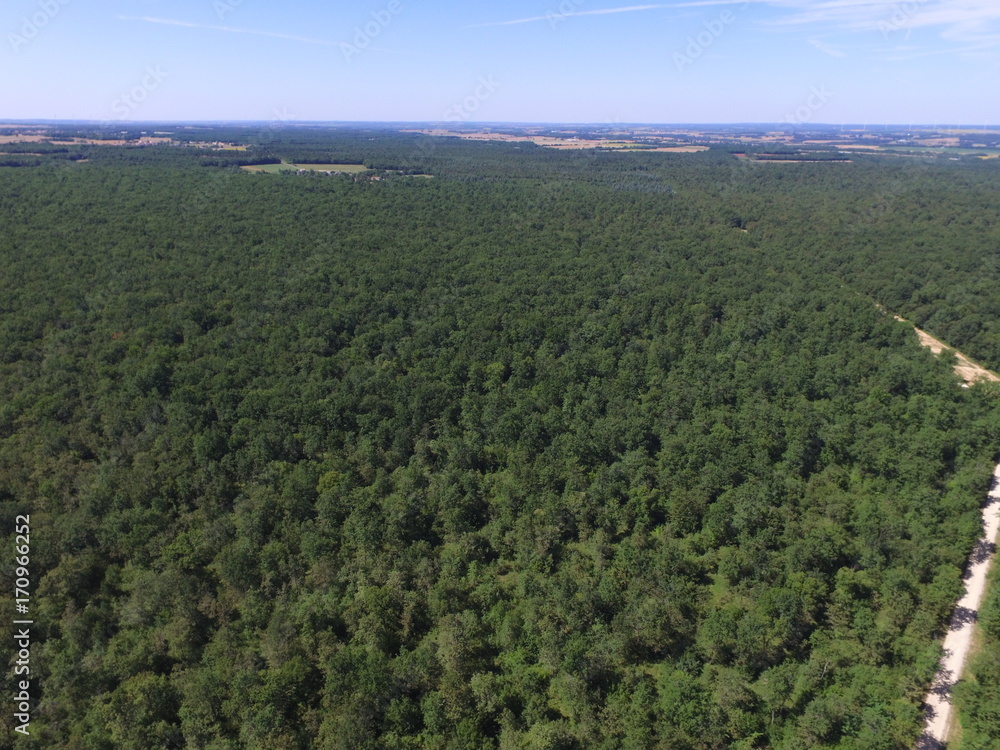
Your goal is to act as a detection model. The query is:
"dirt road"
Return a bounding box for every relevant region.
[891,316,1000,747]
[916,463,1000,747]
[909,325,1000,386]
[891,313,998,385]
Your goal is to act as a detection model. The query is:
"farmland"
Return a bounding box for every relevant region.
[241,162,369,174]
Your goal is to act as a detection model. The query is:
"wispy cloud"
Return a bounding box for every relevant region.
[468,0,999,52]
[885,44,969,61]
[665,0,1000,57]
[468,5,666,29]
[671,0,764,6]
[759,0,1000,38]
[117,16,335,45]
[808,37,846,57]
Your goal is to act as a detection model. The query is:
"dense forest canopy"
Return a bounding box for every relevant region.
[1,128,1000,748]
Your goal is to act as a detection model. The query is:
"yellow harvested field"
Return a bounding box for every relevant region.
[0,135,175,146]
[917,137,960,147]
[0,135,49,143]
[405,129,707,152]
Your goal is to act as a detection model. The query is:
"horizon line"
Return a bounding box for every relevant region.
[1,119,997,129]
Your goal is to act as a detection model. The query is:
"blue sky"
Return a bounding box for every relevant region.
[2,0,998,124]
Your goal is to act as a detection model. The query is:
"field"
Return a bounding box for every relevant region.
[241,161,369,173]
[883,146,1000,158]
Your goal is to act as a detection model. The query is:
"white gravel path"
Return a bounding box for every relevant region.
[916,461,1000,749]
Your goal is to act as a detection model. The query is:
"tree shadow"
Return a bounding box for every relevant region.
[985,482,1000,510]
[929,681,955,700]
[914,733,946,750]
[966,538,997,569]
[916,704,947,749]
[948,605,978,631]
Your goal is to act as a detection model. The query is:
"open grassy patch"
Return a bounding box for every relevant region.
[241,162,369,174]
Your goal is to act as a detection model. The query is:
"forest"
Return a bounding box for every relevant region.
[1,128,1000,749]
[954,561,1000,749]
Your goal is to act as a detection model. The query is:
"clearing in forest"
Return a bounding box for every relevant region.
[897,317,1000,385]
[241,162,368,174]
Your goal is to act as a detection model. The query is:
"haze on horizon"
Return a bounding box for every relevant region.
[2,0,998,126]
